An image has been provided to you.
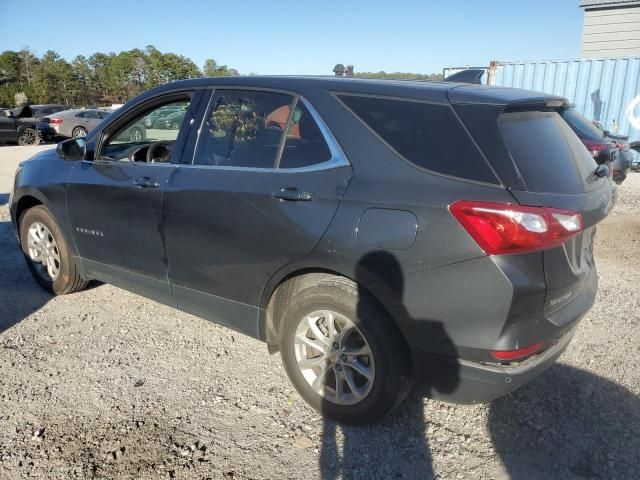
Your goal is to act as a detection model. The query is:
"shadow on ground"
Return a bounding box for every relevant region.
[320,251,460,479]
[0,220,51,333]
[489,364,640,479]
[0,193,8,205]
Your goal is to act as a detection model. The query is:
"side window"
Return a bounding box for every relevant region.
[278,103,332,169]
[101,97,191,162]
[75,112,87,119]
[194,90,294,168]
[338,94,498,184]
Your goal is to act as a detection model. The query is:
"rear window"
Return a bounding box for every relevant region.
[338,94,498,184]
[498,110,598,194]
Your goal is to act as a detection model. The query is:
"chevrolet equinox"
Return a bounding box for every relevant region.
[10,77,613,424]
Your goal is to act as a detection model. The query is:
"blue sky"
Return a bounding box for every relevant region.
[0,0,584,75]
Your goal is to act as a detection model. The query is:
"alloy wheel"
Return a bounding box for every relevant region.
[130,128,143,142]
[27,222,61,281]
[19,129,37,145]
[73,128,87,138]
[294,310,375,405]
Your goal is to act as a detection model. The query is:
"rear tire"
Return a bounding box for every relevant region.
[72,126,87,138]
[20,206,88,295]
[18,128,40,146]
[279,276,411,424]
[129,126,144,142]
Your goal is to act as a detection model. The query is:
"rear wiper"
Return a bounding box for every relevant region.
[594,164,609,178]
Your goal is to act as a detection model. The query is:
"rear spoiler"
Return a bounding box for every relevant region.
[445,69,485,85]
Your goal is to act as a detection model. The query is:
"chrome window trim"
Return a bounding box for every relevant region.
[189,87,350,173]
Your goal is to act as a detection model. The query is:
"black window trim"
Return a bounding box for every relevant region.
[186,86,349,173]
[333,91,505,188]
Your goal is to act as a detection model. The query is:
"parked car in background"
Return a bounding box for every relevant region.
[38,109,146,143]
[10,77,613,424]
[26,104,73,119]
[144,105,184,127]
[560,108,619,178]
[0,106,39,145]
[152,109,186,129]
[630,141,640,171]
[592,121,633,183]
[38,108,110,140]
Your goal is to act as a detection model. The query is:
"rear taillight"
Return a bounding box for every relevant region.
[582,139,607,158]
[491,341,545,362]
[449,200,583,255]
[50,118,63,124]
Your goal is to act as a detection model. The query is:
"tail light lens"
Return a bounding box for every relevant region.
[50,118,63,124]
[582,139,607,158]
[491,341,545,362]
[450,200,583,255]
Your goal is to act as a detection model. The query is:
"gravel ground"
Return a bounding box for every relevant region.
[0,145,639,479]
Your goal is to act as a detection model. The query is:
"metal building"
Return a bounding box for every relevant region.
[491,57,640,142]
[580,0,640,58]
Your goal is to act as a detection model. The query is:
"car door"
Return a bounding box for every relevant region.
[0,111,17,141]
[163,88,353,337]
[66,90,202,304]
[84,110,103,132]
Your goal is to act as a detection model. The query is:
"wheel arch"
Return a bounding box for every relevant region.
[259,266,402,355]
[15,194,45,231]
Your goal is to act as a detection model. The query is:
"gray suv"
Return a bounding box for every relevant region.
[10,77,613,424]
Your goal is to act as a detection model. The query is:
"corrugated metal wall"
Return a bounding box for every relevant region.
[492,57,640,142]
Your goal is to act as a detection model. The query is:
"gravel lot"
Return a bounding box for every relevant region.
[1,145,639,479]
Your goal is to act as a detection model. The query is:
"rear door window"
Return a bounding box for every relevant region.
[194,90,294,168]
[498,110,598,193]
[278,102,332,169]
[337,94,498,184]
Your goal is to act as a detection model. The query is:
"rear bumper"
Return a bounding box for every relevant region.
[414,325,577,403]
[37,125,59,140]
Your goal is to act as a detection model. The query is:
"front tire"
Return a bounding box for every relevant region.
[279,277,411,424]
[20,206,88,295]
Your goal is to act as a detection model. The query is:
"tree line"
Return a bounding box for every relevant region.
[0,46,444,108]
[0,45,239,108]
[354,71,443,81]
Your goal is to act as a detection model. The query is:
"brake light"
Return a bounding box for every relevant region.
[581,139,607,158]
[491,341,545,361]
[50,118,63,124]
[449,200,583,255]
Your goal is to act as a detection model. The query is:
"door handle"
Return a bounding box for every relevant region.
[272,187,312,201]
[132,177,160,188]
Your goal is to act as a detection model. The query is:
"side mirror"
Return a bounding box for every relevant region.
[57,137,86,161]
[630,141,640,154]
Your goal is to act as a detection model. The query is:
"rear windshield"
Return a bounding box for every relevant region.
[561,109,605,141]
[498,110,598,194]
[338,94,499,184]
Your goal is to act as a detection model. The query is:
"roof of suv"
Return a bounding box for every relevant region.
[140,75,567,108]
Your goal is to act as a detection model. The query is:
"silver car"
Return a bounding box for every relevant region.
[43,109,109,139]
